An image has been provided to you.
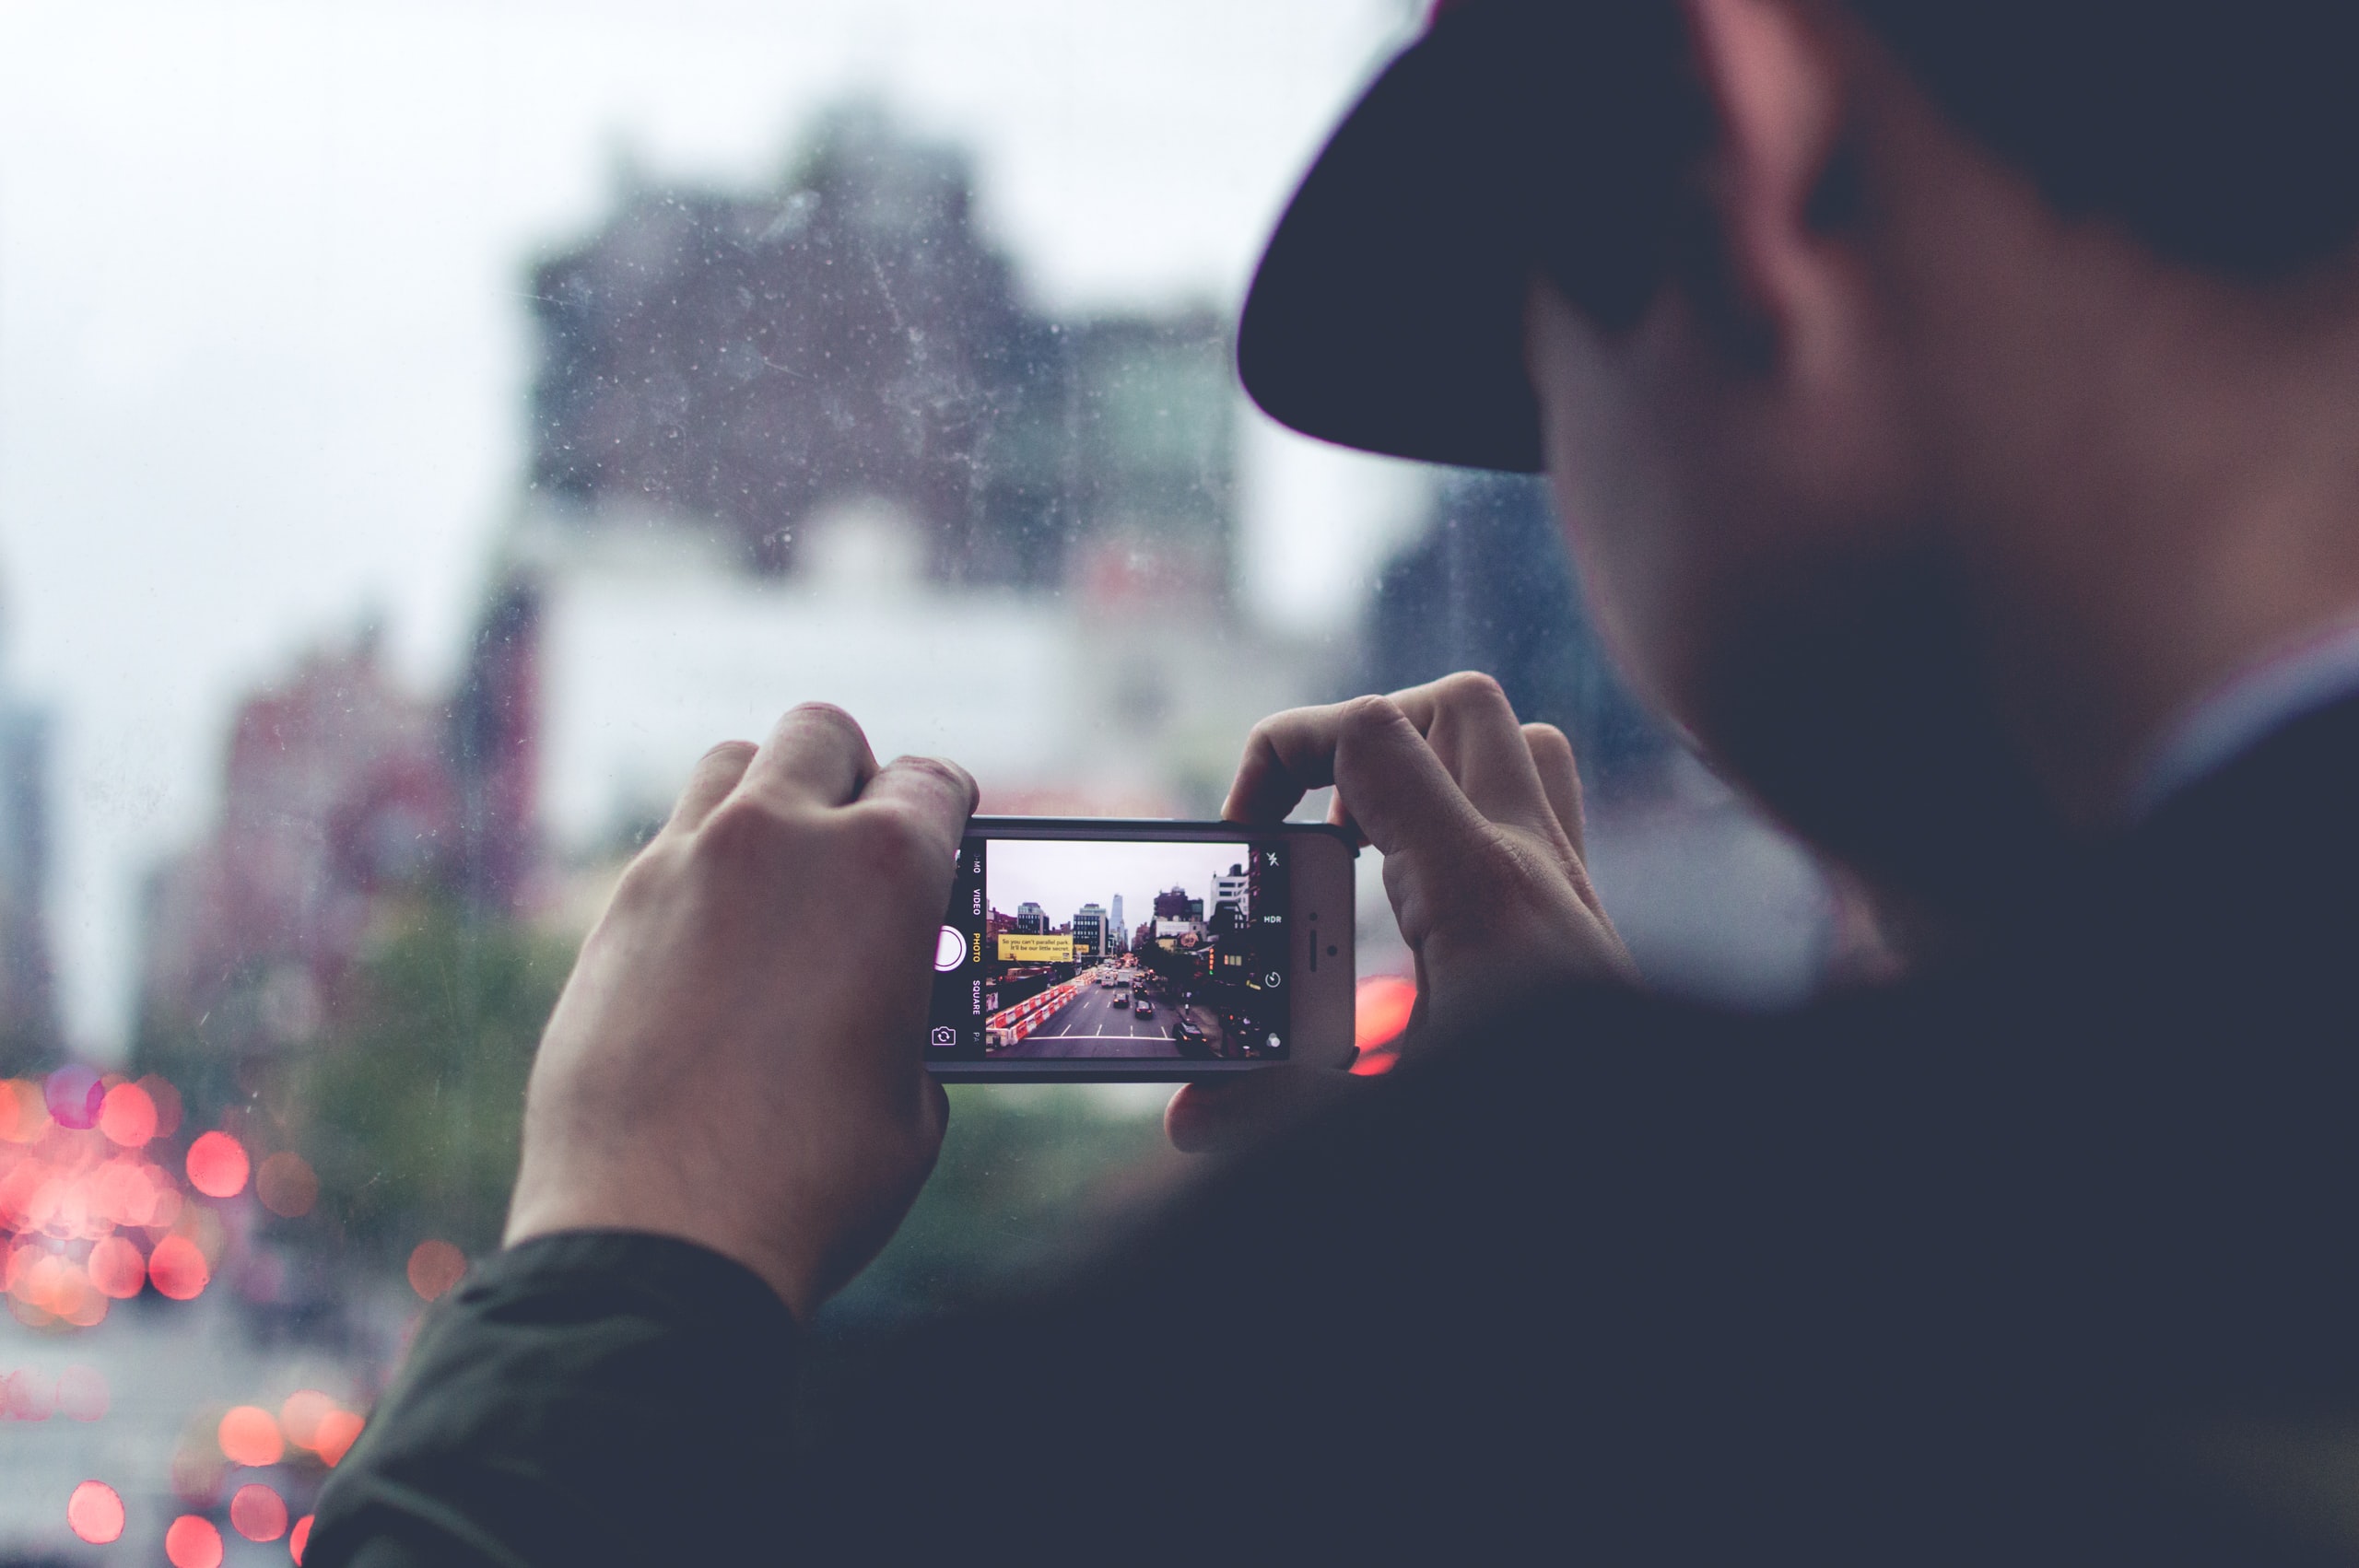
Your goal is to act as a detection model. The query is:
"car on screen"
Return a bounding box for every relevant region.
[1134,998,1155,1019]
[1112,990,1129,1008]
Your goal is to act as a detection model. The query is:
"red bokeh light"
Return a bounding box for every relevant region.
[218,1404,286,1467]
[66,1480,124,1543]
[166,1514,225,1568]
[148,1235,210,1300]
[279,1389,334,1449]
[43,1065,103,1130]
[3,1366,53,1419]
[311,1409,364,1466]
[88,1235,147,1299]
[0,1078,49,1141]
[289,1515,313,1563]
[256,1153,319,1218]
[231,1481,289,1541]
[185,1132,250,1199]
[57,1363,109,1421]
[1353,975,1415,1073]
[97,1082,158,1147]
[406,1239,466,1302]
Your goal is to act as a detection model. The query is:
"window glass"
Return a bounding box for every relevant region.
[0,0,1837,1557]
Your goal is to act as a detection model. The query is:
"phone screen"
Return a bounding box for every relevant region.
[926,835,1293,1061]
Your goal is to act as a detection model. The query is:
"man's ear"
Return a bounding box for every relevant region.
[1680,0,1852,376]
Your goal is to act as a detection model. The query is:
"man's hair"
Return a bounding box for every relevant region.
[1849,0,2359,276]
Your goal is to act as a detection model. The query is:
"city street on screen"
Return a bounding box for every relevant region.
[927,837,1292,1062]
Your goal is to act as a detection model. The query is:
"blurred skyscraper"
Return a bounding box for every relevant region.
[526,102,1236,597]
[0,602,58,1071]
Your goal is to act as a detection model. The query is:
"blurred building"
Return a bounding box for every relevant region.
[0,603,59,1071]
[137,631,473,1051]
[528,103,1234,596]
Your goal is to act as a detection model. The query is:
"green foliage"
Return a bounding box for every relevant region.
[296,901,572,1258]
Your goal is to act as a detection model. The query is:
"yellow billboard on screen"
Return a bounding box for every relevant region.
[998,933,1074,964]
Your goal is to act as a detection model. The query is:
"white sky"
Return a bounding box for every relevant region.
[984,838,1253,933]
[0,0,1433,1054]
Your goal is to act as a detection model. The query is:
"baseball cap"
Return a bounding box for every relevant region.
[1236,1,1703,473]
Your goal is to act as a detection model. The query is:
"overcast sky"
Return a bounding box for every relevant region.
[985,837,1255,932]
[0,0,1431,1053]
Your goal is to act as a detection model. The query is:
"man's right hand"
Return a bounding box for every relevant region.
[504,704,974,1325]
[1166,673,1635,1153]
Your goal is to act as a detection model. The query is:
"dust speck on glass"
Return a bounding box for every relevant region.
[0,0,1836,1557]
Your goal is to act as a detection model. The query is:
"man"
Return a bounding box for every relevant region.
[311,0,2359,1561]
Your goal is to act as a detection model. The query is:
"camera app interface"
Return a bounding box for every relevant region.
[928,837,1291,1061]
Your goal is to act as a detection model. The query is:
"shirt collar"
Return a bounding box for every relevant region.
[2129,614,2359,821]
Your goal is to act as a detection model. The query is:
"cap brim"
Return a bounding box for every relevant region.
[1239,2,1696,474]
[1238,7,1548,474]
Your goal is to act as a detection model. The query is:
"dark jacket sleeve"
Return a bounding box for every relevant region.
[303,1231,798,1568]
[299,980,2359,1566]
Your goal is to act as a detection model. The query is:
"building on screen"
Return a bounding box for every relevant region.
[1073,903,1108,962]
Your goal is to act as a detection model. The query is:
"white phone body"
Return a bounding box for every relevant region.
[926,818,1357,1082]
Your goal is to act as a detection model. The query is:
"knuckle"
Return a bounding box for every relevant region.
[842,800,933,873]
[700,738,758,766]
[1523,722,1578,766]
[890,754,973,802]
[790,699,859,730]
[694,794,794,869]
[1336,694,1405,738]
[1435,670,1509,709]
[1243,708,1300,750]
[609,837,682,907]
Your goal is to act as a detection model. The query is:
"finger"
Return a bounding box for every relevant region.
[1228,696,1489,860]
[854,755,980,869]
[1520,722,1587,857]
[1164,1066,1371,1154]
[666,741,758,835]
[1225,700,1342,825]
[1383,673,1563,841]
[737,702,880,812]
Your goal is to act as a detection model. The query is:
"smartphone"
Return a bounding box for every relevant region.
[925,818,1357,1082]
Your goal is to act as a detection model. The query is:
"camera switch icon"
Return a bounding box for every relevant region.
[930,1025,958,1048]
[933,926,966,973]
